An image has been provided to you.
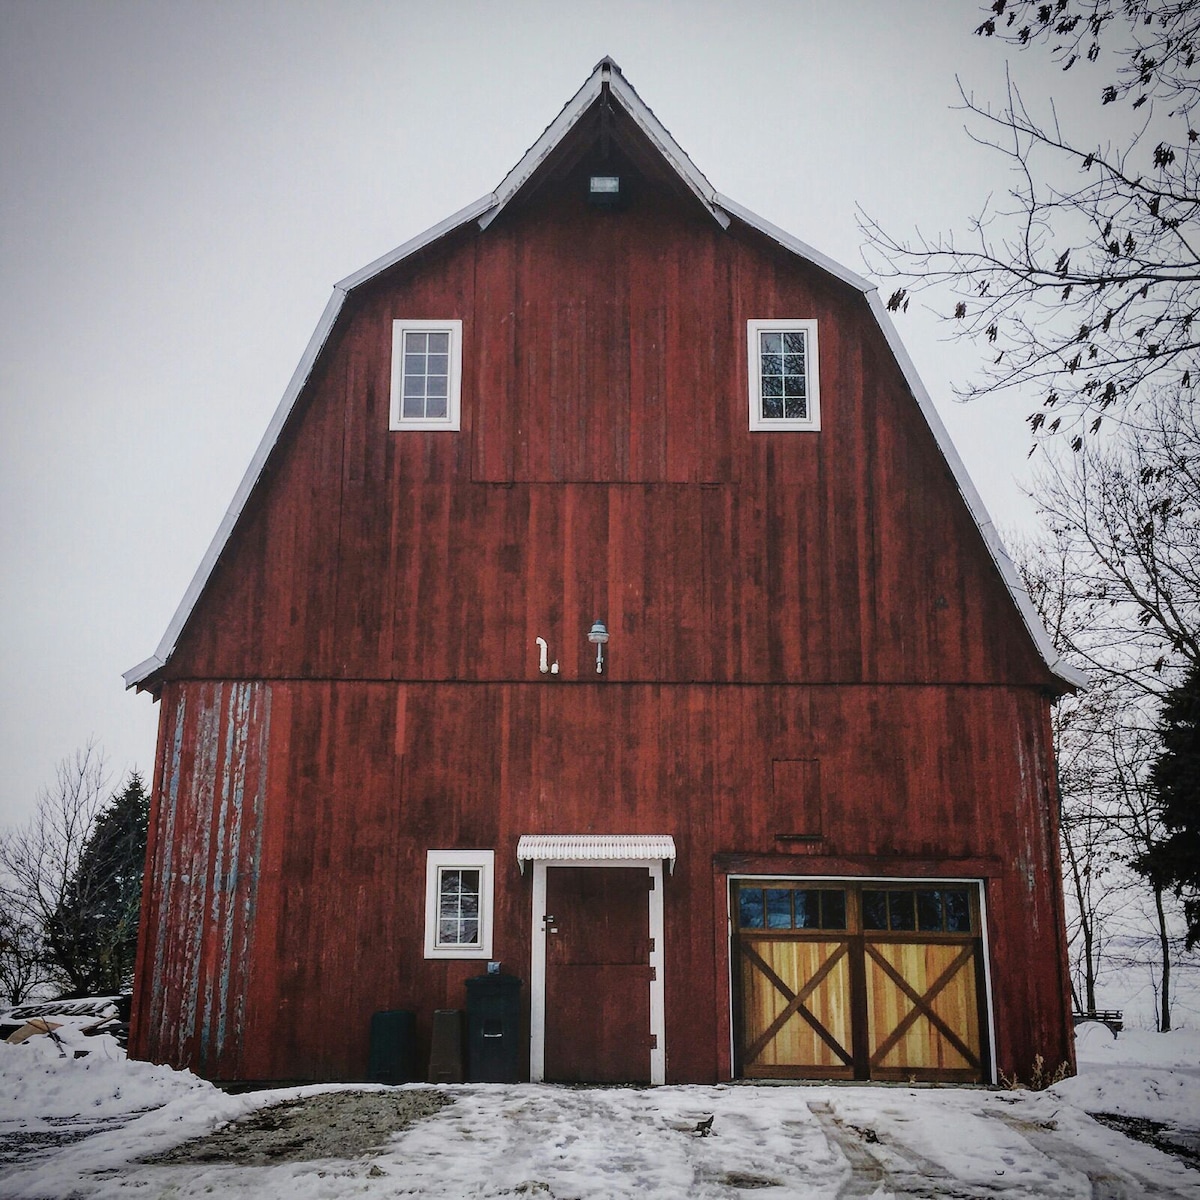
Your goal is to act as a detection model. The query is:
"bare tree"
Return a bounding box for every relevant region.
[1015,530,1119,1006]
[861,1,1200,442]
[1033,389,1199,692]
[1011,393,1196,1027]
[0,889,49,1005]
[0,743,109,1000]
[1058,687,1127,1010]
[1106,713,1180,1029]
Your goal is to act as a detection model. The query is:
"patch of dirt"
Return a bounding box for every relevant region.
[1090,1111,1200,1172]
[714,1171,783,1189]
[142,1088,453,1166]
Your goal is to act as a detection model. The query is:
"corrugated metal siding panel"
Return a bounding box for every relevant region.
[132,681,270,1076]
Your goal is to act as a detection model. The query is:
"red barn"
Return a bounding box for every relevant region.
[125,60,1083,1087]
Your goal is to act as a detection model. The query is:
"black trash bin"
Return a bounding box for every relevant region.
[368,1009,418,1083]
[465,973,522,1083]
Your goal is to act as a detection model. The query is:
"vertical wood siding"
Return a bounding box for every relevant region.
[164,167,1055,690]
[135,116,1072,1084]
[136,680,1071,1083]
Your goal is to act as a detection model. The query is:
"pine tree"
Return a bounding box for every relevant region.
[1138,663,1200,949]
[48,771,150,995]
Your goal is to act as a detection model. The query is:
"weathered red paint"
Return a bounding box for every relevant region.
[130,88,1075,1085]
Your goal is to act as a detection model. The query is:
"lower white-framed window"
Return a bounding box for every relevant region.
[390,319,463,430]
[423,849,494,959]
[747,318,821,431]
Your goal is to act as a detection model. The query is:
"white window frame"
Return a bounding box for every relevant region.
[746,318,821,432]
[390,319,463,431]
[423,849,494,959]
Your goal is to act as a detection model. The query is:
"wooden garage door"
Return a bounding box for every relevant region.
[734,881,988,1083]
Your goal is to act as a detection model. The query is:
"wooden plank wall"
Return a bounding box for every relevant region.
[136,129,1073,1085]
[134,679,1073,1083]
[164,164,1055,691]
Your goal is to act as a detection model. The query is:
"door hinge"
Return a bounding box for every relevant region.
[649,1033,658,1050]
[648,875,656,891]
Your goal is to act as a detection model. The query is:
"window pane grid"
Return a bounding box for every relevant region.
[862,888,973,933]
[402,330,451,420]
[436,867,482,946]
[739,884,970,934]
[759,329,808,420]
[736,885,847,931]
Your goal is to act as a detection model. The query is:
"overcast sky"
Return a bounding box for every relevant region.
[0,1,1102,829]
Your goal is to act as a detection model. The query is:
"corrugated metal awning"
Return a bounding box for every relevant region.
[516,834,676,873]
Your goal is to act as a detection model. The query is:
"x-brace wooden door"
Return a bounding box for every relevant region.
[733,880,988,1083]
[737,934,857,1079]
[864,940,985,1081]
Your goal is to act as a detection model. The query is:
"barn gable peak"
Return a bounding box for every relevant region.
[123,62,1087,694]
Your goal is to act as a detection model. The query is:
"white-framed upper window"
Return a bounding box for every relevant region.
[423,849,494,959]
[747,319,821,432]
[390,319,463,431]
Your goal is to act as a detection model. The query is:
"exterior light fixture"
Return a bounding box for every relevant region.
[588,175,621,208]
[587,620,609,673]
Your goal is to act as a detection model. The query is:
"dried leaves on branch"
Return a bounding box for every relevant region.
[1031,388,1199,691]
[861,0,1200,443]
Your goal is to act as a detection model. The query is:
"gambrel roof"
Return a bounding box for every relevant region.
[125,57,1086,692]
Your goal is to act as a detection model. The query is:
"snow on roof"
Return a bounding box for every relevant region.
[124,58,1085,693]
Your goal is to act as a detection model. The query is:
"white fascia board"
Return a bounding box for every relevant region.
[337,194,497,291]
[864,290,1088,691]
[481,58,729,233]
[124,289,348,689]
[122,655,165,689]
[126,198,504,690]
[479,65,603,230]
[605,67,729,230]
[715,193,872,292]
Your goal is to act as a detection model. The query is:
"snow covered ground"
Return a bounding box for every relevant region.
[0,1022,1196,1198]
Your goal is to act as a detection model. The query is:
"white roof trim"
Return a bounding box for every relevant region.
[480,57,729,233]
[123,287,348,689]
[125,59,1080,693]
[338,194,497,291]
[715,194,872,292]
[863,291,1088,690]
[516,834,677,874]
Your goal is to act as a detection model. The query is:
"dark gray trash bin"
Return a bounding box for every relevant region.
[428,1009,464,1083]
[465,973,522,1083]
[368,1009,418,1083]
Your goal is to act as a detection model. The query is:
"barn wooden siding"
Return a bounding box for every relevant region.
[133,123,1073,1084]
[134,680,1073,1083]
[163,172,1056,692]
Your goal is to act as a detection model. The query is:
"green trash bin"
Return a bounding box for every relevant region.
[368,1010,417,1083]
[465,974,522,1083]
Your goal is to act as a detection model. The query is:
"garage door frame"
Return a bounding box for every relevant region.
[729,875,997,1084]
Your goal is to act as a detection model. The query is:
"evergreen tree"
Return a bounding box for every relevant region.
[1138,663,1200,948]
[48,771,150,995]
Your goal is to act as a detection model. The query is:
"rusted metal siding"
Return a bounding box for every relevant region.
[131,681,270,1077]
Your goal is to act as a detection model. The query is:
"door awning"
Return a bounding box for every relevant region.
[517,834,676,874]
